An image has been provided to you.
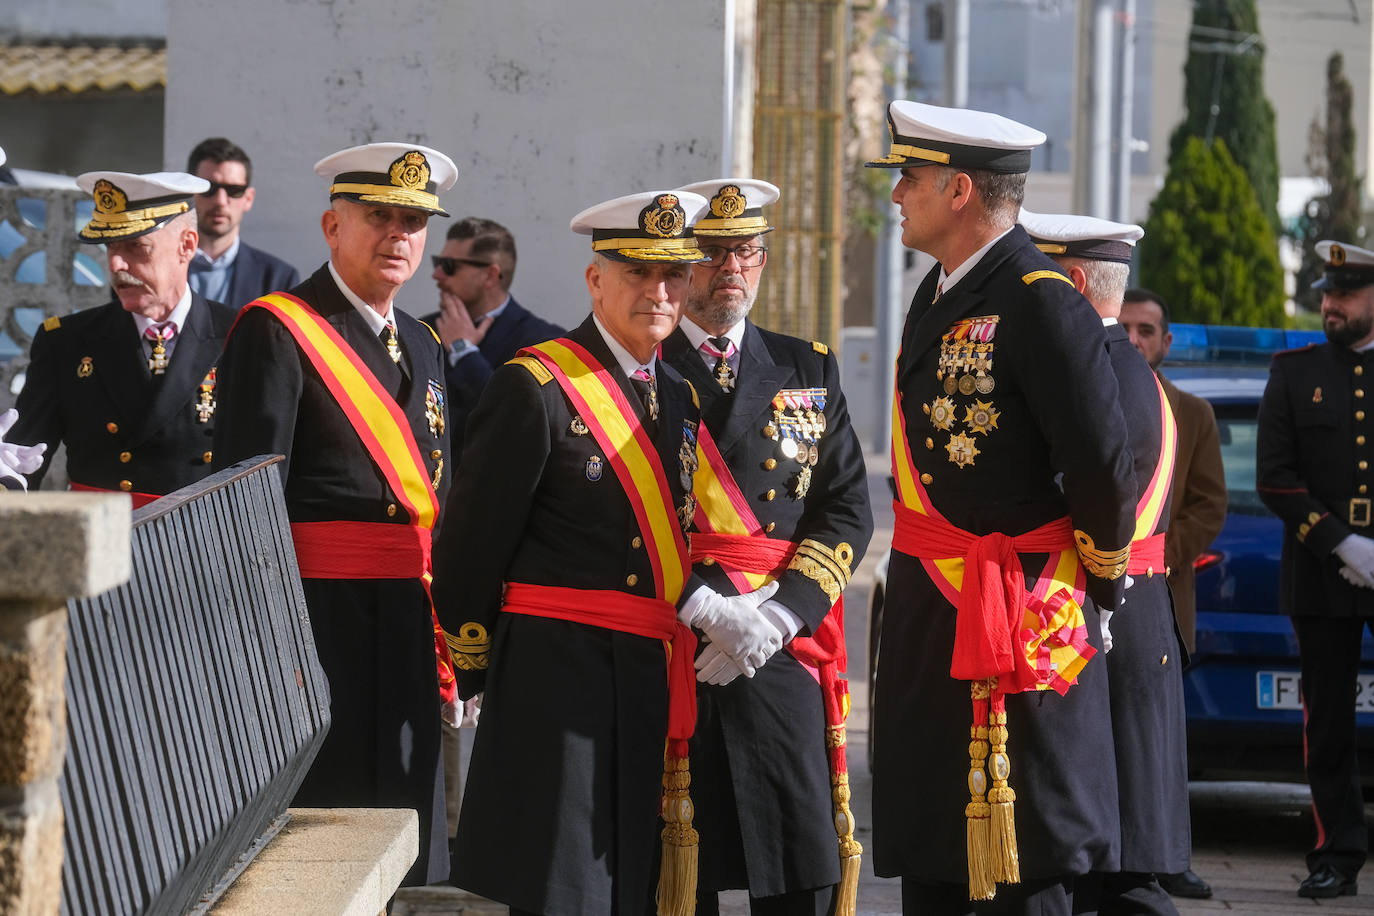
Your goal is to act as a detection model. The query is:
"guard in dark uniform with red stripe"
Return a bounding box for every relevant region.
[659,178,873,916]
[10,171,235,503]
[868,101,1135,916]
[212,142,457,887]
[432,190,716,916]
[1022,210,1190,915]
[1258,239,1374,900]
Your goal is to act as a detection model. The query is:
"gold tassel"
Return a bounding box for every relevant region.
[987,705,1020,885]
[831,768,863,916]
[965,680,995,900]
[657,751,698,916]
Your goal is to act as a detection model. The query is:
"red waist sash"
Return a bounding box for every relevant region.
[1125,532,1166,576]
[501,582,698,752]
[70,480,160,509]
[290,520,431,579]
[892,501,1075,691]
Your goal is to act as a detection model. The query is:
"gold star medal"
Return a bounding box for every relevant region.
[946,432,980,468]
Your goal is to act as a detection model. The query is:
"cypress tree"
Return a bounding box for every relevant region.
[1295,52,1364,308]
[1140,137,1285,326]
[1168,0,1281,235]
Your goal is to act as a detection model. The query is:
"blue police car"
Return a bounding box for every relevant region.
[1167,324,1374,783]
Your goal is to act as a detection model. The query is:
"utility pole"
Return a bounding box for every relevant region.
[1073,0,1114,216]
[873,0,911,453]
[1113,0,1136,222]
[946,0,969,107]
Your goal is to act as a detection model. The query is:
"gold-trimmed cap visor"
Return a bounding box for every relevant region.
[74,171,209,244]
[329,170,450,217]
[591,232,708,263]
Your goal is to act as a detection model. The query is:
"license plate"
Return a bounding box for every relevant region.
[1256,670,1374,712]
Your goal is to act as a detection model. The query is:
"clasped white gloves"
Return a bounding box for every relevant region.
[1335,534,1374,589]
[680,582,783,685]
[0,408,45,489]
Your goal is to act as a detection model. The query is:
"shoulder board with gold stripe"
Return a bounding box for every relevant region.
[812,341,829,355]
[417,319,441,345]
[507,355,553,385]
[43,316,61,331]
[1022,269,1074,287]
[685,379,699,409]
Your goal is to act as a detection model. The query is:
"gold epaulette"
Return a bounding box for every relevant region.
[812,341,829,355]
[787,539,854,604]
[1073,529,1129,580]
[507,355,553,385]
[686,379,699,409]
[1021,269,1073,287]
[42,316,61,331]
[418,319,441,345]
[444,622,490,671]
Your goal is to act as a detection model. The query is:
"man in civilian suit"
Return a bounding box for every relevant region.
[187,137,299,308]
[421,218,562,454]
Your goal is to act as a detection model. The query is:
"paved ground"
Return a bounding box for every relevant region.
[396,459,1374,914]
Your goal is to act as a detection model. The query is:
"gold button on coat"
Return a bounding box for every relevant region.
[386,503,398,517]
[1358,389,1366,399]
[1361,461,1369,471]
[119,451,131,463]
[765,522,776,533]
[106,422,119,434]
[202,451,213,464]
[703,557,716,566]
[925,437,934,450]
[1358,366,1365,376]
[632,536,643,549]
[764,458,777,470]
[765,488,776,501]
[626,573,639,586]
[920,473,933,485]
[119,480,132,492]
[1362,484,1369,495]
[1360,436,1367,446]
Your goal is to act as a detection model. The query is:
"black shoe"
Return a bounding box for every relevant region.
[1298,864,1358,898]
[1157,869,1213,899]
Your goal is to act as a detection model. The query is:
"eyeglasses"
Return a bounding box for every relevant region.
[198,181,250,199]
[699,245,767,268]
[432,256,495,277]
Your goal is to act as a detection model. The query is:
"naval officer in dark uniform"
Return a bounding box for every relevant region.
[432,189,721,916]
[1021,210,1191,915]
[868,101,1135,915]
[212,142,458,886]
[659,177,873,915]
[1258,239,1374,900]
[10,171,236,503]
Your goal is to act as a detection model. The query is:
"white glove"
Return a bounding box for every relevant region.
[0,408,45,487]
[695,643,755,686]
[1339,565,1374,590]
[461,693,482,728]
[683,581,782,670]
[1335,534,1374,585]
[1099,608,1114,653]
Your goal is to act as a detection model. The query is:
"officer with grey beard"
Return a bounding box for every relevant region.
[1259,239,1374,899]
[659,178,873,915]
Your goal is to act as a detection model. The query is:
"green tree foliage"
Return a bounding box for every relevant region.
[1294,52,1364,309]
[1168,0,1281,234]
[1140,137,1285,326]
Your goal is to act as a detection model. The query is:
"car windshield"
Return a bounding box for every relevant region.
[1213,405,1271,517]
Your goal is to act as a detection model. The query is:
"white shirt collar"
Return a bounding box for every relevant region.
[938,226,1015,296]
[592,314,656,378]
[679,315,745,352]
[328,260,393,335]
[132,284,193,337]
[1102,316,1118,327]
[481,294,513,323]
[192,235,240,269]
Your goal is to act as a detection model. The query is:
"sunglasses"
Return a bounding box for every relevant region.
[432,255,495,277]
[198,181,250,199]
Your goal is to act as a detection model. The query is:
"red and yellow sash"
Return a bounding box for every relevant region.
[1127,377,1177,575]
[521,339,690,602]
[888,362,1098,900]
[517,338,698,916]
[234,293,456,707]
[689,423,863,912]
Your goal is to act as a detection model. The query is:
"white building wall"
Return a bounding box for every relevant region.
[165,0,731,326]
